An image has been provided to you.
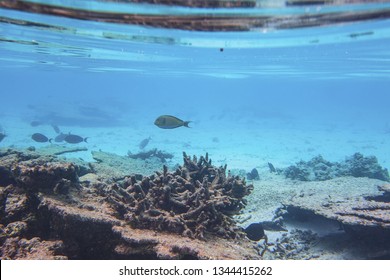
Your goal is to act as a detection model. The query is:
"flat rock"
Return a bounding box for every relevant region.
[91,150,164,180]
[283,177,390,236]
[36,145,88,156]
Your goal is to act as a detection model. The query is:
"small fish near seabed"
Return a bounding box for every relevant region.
[246,168,260,180]
[268,162,276,173]
[31,133,52,143]
[244,223,265,241]
[0,132,6,142]
[51,124,61,134]
[54,132,68,143]
[64,134,88,144]
[244,221,287,241]
[30,120,44,127]
[139,137,152,150]
[154,115,191,129]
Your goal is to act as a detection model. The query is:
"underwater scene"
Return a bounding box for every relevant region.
[0,0,390,260]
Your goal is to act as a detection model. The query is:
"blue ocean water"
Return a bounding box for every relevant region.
[1,0,390,169]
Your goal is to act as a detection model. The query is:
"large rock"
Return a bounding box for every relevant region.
[282,177,390,239]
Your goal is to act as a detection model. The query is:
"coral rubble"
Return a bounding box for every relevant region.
[283,153,389,182]
[127,148,173,162]
[0,148,258,259]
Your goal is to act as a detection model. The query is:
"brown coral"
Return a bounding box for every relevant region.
[107,152,253,239]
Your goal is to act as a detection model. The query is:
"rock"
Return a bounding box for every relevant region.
[79,173,101,184]
[91,150,163,181]
[11,162,79,194]
[267,229,318,260]
[0,148,80,194]
[282,178,390,241]
[113,226,258,260]
[4,193,29,221]
[379,183,390,194]
[4,221,28,237]
[1,237,66,260]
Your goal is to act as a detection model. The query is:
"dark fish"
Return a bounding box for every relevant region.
[54,132,68,143]
[154,115,191,129]
[30,120,43,127]
[51,124,61,134]
[0,132,6,142]
[244,223,265,241]
[64,134,88,144]
[268,162,276,173]
[32,133,52,143]
[246,168,259,180]
[139,137,151,150]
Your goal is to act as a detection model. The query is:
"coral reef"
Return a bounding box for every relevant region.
[283,153,389,181]
[0,148,258,259]
[107,152,253,239]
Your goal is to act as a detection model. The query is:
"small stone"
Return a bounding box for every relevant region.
[4,221,28,237]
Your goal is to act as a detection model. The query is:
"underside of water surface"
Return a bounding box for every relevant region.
[0,0,389,78]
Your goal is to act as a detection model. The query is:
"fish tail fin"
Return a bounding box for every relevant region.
[84,137,89,143]
[184,121,191,128]
[49,138,53,143]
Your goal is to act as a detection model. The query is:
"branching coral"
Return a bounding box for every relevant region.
[107,152,253,239]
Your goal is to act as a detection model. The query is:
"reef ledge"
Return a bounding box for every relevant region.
[0,148,258,259]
